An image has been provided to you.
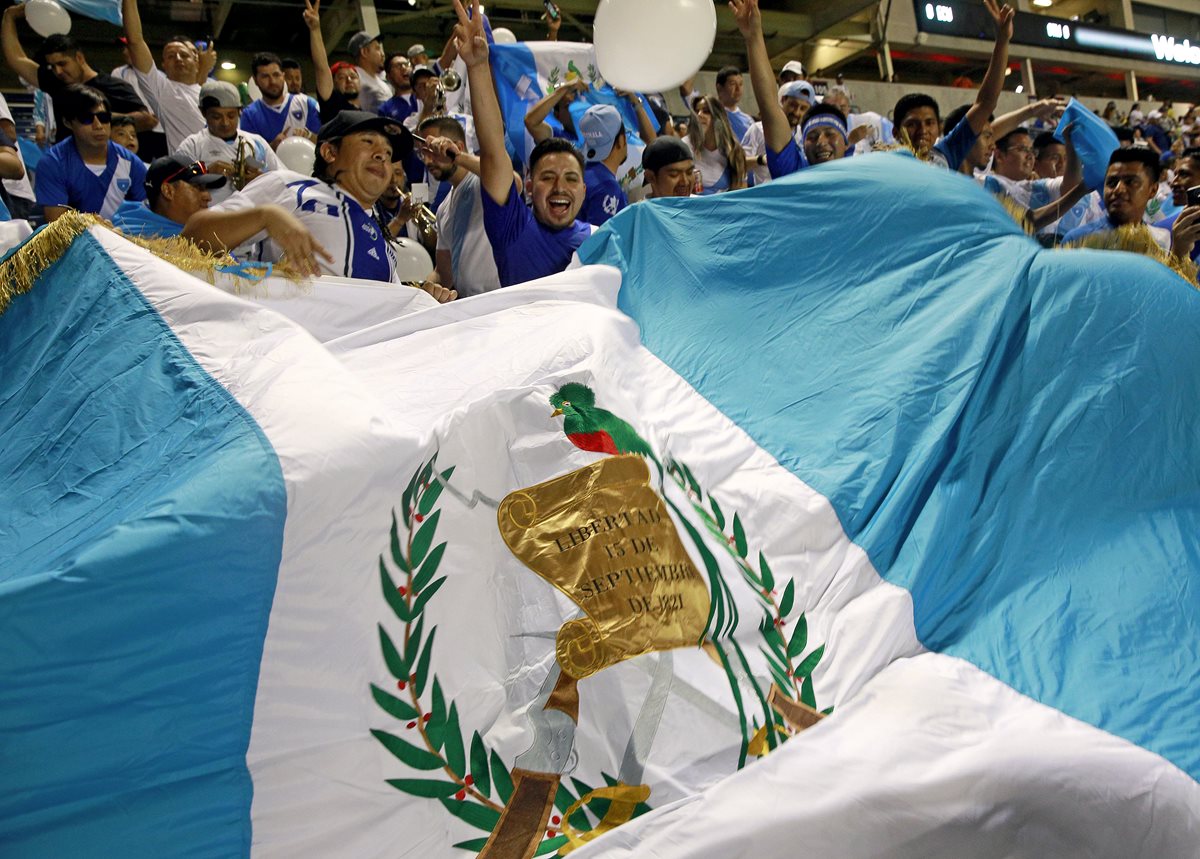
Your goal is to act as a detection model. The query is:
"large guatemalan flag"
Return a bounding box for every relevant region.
[1,154,1198,859]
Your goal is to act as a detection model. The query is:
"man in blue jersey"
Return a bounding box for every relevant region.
[578,104,627,227]
[35,85,147,222]
[239,52,321,149]
[455,0,591,287]
[112,155,225,237]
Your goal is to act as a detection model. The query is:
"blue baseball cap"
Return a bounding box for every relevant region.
[778,80,815,105]
[579,104,624,162]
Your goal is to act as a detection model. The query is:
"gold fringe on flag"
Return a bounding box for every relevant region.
[1062,222,1199,287]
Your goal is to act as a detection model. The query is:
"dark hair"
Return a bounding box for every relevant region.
[1108,147,1161,182]
[110,113,136,131]
[715,66,742,87]
[281,57,301,71]
[1180,146,1200,162]
[801,102,847,130]
[40,34,80,58]
[893,93,940,127]
[417,114,466,143]
[251,52,283,76]
[529,137,584,174]
[385,52,410,74]
[1032,130,1061,155]
[994,127,1031,152]
[61,83,107,118]
[1113,126,1135,143]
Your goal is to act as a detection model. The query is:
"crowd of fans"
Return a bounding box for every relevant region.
[0,0,1195,297]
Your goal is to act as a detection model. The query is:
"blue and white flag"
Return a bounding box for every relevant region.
[58,0,122,26]
[2,148,1199,859]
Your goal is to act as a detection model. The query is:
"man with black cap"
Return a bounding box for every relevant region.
[176,81,279,204]
[349,31,390,113]
[183,110,453,299]
[578,104,628,226]
[641,137,693,200]
[112,155,225,238]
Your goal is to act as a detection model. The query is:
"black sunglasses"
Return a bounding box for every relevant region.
[73,110,112,125]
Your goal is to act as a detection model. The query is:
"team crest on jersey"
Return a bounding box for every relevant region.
[362,220,380,241]
[292,108,303,121]
[117,178,130,192]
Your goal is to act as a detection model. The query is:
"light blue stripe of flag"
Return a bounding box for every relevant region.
[579,153,1200,782]
[60,0,122,26]
[0,231,286,857]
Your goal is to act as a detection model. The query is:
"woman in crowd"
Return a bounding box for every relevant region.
[687,94,746,195]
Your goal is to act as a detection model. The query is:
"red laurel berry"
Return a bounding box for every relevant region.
[406,721,416,729]
[397,585,407,596]
[455,789,466,801]
[415,513,424,523]
[422,712,431,722]
[546,830,557,839]
[551,815,561,825]
[397,680,407,690]
[464,775,474,786]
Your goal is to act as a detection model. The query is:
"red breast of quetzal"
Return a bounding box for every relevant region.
[550,382,654,458]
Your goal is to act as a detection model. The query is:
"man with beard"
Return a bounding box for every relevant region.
[454,0,591,287]
[36,85,147,222]
[641,136,693,199]
[120,0,214,152]
[112,154,226,237]
[741,80,812,185]
[1,19,155,144]
[183,110,453,301]
[175,81,279,204]
[303,0,360,123]
[240,52,321,149]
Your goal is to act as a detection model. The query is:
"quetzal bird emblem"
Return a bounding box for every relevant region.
[550,383,653,458]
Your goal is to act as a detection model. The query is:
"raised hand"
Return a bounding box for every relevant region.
[984,0,1014,41]
[728,0,761,37]
[264,207,334,277]
[1171,206,1200,261]
[422,135,461,169]
[302,0,321,31]
[452,0,488,68]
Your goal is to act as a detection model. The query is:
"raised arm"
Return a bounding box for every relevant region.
[0,144,24,180]
[992,97,1064,139]
[966,0,1014,135]
[303,0,333,101]
[523,79,584,144]
[617,90,657,144]
[121,0,154,74]
[197,40,217,83]
[455,0,511,205]
[730,0,790,154]
[1,6,40,88]
[436,37,458,72]
[182,204,333,277]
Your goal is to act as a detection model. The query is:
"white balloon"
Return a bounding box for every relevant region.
[392,237,433,281]
[491,27,517,44]
[594,0,715,92]
[25,0,71,37]
[275,136,316,175]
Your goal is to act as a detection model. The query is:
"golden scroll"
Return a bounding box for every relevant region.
[498,455,710,682]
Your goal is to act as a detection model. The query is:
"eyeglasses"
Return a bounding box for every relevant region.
[1004,145,1035,156]
[73,110,112,125]
[162,161,209,184]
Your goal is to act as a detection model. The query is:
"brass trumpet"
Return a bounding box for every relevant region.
[433,69,462,115]
[231,137,252,191]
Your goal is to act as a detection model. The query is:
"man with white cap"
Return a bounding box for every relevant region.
[578,104,628,227]
[176,81,279,204]
[349,31,391,113]
[778,60,804,84]
[741,79,812,185]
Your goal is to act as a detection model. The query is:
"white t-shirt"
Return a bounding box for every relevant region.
[981,172,1066,236]
[174,128,280,203]
[132,64,204,152]
[741,122,770,186]
[212,169,403,283]
[355,66,392,113]
[0,91,34,203]
[434,172,499,297]
[692,144,731,194]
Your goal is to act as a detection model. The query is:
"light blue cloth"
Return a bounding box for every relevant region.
[579,151,1200,782]
[1054,97,1119,192]
[111,199,184,237]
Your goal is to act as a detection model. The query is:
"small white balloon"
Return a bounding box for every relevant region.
[593,0,715,92]
[491,27,517,44]
[275,135,316,175]
[392,237,433,281]
[25,0,71,36]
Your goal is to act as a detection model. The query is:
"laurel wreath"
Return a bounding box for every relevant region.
[372,452,652,856]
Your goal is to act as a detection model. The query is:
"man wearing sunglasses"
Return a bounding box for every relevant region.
[35,84,147,223]
[112,155,225,238]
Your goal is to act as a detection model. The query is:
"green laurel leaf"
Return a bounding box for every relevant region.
[402,470,418,527]
[821,705,835,716]
[412,542,446,594]
[708,496,725,529]
[758,552,775,591]
[386,778,461,798]
[418,465,456,516]
[794,643,825,679]
[379,625,408,680]
[443,702,466,777]
[779,579,795,617]
[390,510,410,573]
[413,626,437,697]
[469,732,491,798]
[371,729,445,770]
[787,614,808,659]
[801,674,816,708]
[490,749,513,805]
[452,838,489,852]
[410,510,442,569]
[427,679,447,751]
[403,613,425,671]
[535,836,569,856]
[370,683,419,720]
[380,557,413,623]
[417,458,435,494]
[679,461,701,496]
[412,576,447,616]
[439,796,501,832]
[732,513,748,558]
[553,782,577,815]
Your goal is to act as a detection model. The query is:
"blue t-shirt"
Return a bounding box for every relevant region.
[767,137,805,179]
[481,182,591,287]
[35,139,147,218]
[239,94,321,142]
[111,199,184,238]
[929,117,978,172]
[1155,211,1200,261]
[581,162,627,226]
[378,95,417,124]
